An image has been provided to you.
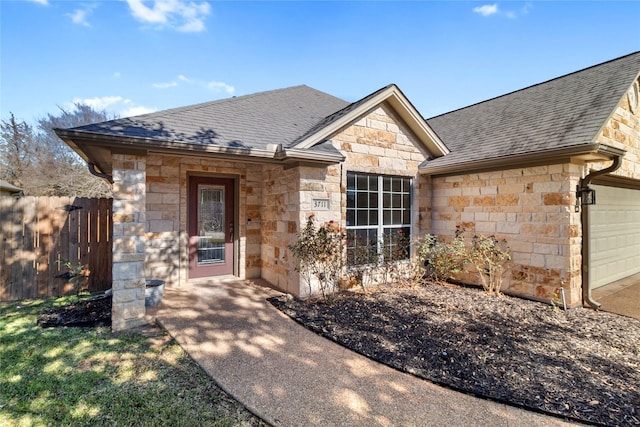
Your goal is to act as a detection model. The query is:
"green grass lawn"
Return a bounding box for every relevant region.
[0,298,265,427]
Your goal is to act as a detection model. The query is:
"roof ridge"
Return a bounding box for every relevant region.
[428,50,640,120]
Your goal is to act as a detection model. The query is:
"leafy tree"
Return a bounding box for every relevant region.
[0,104,117,197]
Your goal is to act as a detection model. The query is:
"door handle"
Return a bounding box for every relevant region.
[229,222,234,238]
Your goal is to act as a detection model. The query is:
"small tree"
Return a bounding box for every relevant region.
[57,260,91,300]
[468,234,511,294]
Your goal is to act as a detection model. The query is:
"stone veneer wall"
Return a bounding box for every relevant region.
[333,104,431,235]
[111,153,147,331]
[430,81,640,308]
[277,103,432,297]
[145,154,263,288]
[261,165,301,294]
[593,78,640,180]
[432,164,584,306]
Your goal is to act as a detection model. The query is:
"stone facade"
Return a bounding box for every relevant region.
[144,154,263,288]
[593,76,640,180]
[270,104,432,296]
[111,154,147,331]
[429,77,640,307]
[430,164,583,306]
[333,105,431,233]
[260,165,300,294]
[107,78,640,330]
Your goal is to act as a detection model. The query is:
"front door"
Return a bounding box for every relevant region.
[188,176,234,278]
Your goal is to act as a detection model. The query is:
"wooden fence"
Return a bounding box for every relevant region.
[0,197,112,301]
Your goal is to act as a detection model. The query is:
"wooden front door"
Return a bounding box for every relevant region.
[188,176,234,278]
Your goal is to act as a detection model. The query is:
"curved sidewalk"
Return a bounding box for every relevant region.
[149,279,580,427]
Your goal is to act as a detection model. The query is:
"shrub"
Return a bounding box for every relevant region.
[468,234,511,294]
[380,229,413,286]
[58,260,90,299]
[414,228,511,295]
[414,228,467,283]
[289,216,344,300]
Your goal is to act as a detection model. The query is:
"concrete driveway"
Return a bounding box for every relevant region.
[592,273,640,320]
[148,278,581,427]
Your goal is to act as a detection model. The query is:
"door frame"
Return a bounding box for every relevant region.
[187,173,239,279]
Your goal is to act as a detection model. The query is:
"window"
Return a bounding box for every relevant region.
[346,172,411,264]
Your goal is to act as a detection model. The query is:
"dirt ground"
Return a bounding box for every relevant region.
[270,282,640,426]
[37,296,111,328]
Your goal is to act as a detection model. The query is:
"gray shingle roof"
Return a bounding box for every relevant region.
[424,51,640,172]
[72,85,349,150]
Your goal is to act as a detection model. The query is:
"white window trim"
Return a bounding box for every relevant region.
[346,173,412,260]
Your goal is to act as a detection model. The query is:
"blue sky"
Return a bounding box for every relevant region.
[1,1,639,126]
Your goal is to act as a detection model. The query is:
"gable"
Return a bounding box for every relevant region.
[331,103,430,174]
[593,75,640,183]
[290,84,449,159]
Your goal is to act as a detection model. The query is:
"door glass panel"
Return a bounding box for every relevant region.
[198,185,225,264]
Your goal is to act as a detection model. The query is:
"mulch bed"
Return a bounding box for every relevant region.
[269,283,640,426]
[37,296,112,328]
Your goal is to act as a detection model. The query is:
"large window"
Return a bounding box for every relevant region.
[346,173,411,264]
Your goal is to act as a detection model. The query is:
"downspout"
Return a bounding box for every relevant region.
[580,155,623,309]
[88,163,113,184]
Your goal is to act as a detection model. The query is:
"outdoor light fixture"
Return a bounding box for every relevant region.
[576,185,596,206]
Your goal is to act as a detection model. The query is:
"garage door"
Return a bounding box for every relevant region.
[589,185,640,289]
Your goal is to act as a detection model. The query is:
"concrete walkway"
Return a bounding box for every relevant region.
[148,278,580,427]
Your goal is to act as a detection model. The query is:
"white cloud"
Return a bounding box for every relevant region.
[207,81,235,94]
[474,4,498,16]
[125,0,211,32]
[152,81,179,89]
[73,96,125,110]
[27,0,49,5]
[474,2,532,19]
[154,74,235,94]
[68,8,91,27]
[113,72,121,78]
[70,96,156,117]
[121,106,157,117]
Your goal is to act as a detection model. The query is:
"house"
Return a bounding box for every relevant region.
[0,180,23,197]
[55,51,640,331]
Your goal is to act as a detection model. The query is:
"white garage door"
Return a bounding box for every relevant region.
[589,184,640,289]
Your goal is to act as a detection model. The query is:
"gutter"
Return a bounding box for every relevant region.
[55,128,281,160]
[56,128,344,168]
[88,163,113,184]
[420,143,610,176]
[276,147,345,163]
[580,152,625,309]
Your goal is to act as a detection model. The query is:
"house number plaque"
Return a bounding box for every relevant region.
[312,198,330,210]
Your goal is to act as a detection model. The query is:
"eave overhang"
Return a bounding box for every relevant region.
[292,85,450,158]
[419,143,627,177]
[55,128,345,176]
